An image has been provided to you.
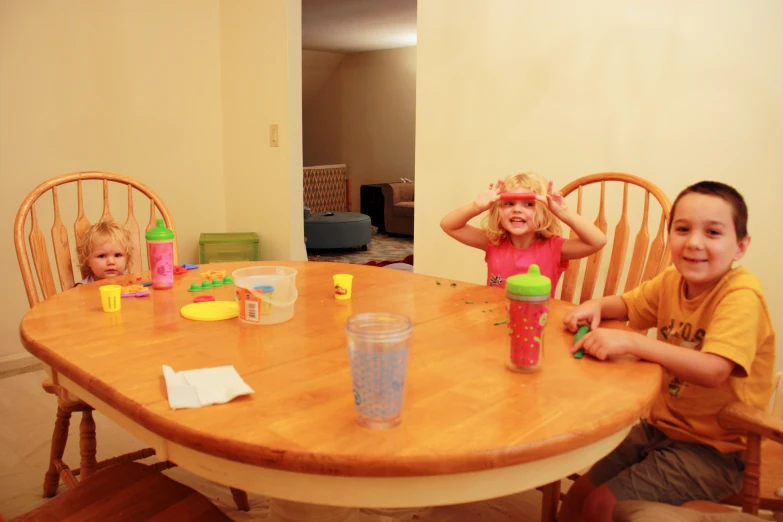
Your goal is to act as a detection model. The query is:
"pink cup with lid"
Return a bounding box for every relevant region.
[146,219,175,289]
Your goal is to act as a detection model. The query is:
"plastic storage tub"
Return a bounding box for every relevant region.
[232,266,298,325]
[199,232,259,263]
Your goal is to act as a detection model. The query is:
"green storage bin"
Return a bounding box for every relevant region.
[199,232,260,263]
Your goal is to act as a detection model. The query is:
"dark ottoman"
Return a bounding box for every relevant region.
[304,212,372,250]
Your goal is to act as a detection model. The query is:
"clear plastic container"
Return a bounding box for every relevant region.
[232,266,298,325]
[505,264,551,372]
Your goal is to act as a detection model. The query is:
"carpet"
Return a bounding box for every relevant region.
[364,254,414,267]
[307,232,413,266]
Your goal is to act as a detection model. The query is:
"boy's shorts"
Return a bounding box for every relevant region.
[586,420,745,505]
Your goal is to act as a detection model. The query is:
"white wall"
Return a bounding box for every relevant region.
[0,0,303,368]
[415,1,783,368]
[221,0,305,261]
[0,0,226,365]
[303,47,417,210]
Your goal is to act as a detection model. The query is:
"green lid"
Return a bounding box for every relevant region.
[505,264,551,297]
[145,219,175,240]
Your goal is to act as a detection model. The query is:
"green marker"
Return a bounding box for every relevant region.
[573,324,589,359]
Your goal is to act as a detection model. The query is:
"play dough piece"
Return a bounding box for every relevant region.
[573,324,590,359]
[180,301,239,321]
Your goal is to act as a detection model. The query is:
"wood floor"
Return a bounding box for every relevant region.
[0,370,545,521]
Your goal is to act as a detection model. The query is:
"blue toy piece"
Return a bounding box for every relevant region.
[181,264,199,270]
[141,281,153,287]
[573,324,590,359]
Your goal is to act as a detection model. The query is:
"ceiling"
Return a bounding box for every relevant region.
[302,0,417,54]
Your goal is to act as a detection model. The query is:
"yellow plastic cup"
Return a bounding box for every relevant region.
[99,284,122,313]
[333,274,354,300]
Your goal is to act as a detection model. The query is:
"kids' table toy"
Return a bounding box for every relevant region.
[200,270,226,282]
[99,285,122,313]
[573,324,590,359]
[333,274,353,300]
[120,284,148,296]
[180,301,239,321]
[504,264,550,372]
[499,192,537,201]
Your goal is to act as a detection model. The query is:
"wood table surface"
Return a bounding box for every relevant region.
[20,261,661,512]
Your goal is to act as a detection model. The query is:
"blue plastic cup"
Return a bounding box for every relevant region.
[345,313,412,429]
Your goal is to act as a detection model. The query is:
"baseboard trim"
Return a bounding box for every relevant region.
[0,353,42,379]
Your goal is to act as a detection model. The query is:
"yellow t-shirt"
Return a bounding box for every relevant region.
[622,265,776,453]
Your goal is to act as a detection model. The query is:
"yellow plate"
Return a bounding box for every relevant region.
[180,301,239,321]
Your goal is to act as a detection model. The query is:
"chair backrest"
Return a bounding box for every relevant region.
[558,172,672,304]
[303,164,350,212]
[771,371,782,419]
[14,171,177,308]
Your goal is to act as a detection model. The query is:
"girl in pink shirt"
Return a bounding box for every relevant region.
[440,173,606,296]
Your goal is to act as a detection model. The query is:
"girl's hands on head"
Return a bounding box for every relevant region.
[535,180,568,218]
[563,299,602,332]
[474,180,505,212]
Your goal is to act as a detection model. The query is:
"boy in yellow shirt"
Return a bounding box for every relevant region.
[558,181,776,522]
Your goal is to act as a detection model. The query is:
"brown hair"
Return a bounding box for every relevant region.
[76,220,134,277]
[482,172,562,244]
[669,181,748,240]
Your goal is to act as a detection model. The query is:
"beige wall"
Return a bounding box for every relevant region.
[221,0,305,261]
[303,47,417,210]
[0,0,302,367]
[415,1,783,369]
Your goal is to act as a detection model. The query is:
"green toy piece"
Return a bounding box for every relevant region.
[222,275,234,284]
[494,319,509,326]
[188,282,202,292]
[201,280,212,289]
[573,324,590,359]
[212,278,223,287]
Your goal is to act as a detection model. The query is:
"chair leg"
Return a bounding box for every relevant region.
[79,409,97,481]
[231,487,250,511]
[541,480,562,522]
[43,406,71,497]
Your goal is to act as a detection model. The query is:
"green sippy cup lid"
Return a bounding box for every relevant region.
[505,264,551,296]
[145,218,175,241]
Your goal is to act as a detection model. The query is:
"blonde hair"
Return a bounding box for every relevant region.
[76,220,134,277]
[482,172,562,245]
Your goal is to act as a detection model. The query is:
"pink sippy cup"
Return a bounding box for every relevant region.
[505,264,551,372]
[145,219,175,289]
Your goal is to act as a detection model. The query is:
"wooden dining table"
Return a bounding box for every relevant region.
[20,261,661,522]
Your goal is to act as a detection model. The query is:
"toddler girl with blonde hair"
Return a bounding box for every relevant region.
[75,220,133,284]
[441,172,606,294]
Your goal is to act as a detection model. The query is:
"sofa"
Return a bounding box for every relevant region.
[381,182,414,236]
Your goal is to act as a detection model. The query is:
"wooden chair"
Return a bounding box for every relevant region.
[613,500,766,521]
[537,172,673,522]
[614,373,781,520]
[557,172,672,305]
[13,171,249,511]
[1,462,233,521]
[682,371,783,517]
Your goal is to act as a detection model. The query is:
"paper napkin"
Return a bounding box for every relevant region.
[162,365,254,409]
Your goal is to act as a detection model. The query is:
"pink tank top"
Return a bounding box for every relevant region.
[485,236,567,296]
